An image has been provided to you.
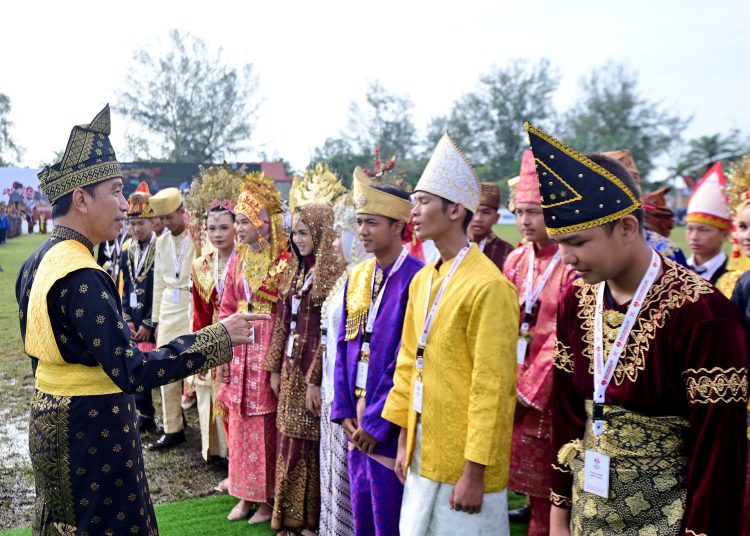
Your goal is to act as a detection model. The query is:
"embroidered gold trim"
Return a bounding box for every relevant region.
[545,204,642,236]
[525,123,640,206]
[535,159,583,208]
[577,259,713,385]
[554,339,574,373]
[550,491,572,508]
[188,323,233,373]
[44,161,122,204]
[683,366,748,405]
[344,258,376,341]
[51,225,94,251]
[191,253,216,304]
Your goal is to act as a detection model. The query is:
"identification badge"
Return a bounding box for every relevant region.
[413,380,423,413]
[355,360,369,389]
[171,288,181,304]
[583,449,610,498]
[516,337,528,365]
[130,292,138,308]
[249,324,255,345]
[285,335,295,357]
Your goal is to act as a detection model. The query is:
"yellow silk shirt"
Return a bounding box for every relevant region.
[382,244,518,492]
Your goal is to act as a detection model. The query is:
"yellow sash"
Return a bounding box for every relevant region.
[26,239,122,396]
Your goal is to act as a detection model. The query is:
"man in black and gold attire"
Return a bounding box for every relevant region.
[16,105,259,536]
[120,181,159,433]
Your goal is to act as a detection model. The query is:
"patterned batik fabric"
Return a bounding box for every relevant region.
[319,392,353,536]
[225,412,276,502]
[30,391,158,536]
[561,402,689,536]
[272,433,320,531]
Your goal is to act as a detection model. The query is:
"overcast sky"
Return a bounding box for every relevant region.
[2,0,748,176]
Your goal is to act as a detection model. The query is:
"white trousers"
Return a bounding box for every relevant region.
[195,380,227,460]
[399,423,509,536]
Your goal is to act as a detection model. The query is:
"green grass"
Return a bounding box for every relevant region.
[0,234,46,370]
[0,492,529,535]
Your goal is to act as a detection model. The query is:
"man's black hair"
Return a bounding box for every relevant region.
[372,184,411,239]
[51,184,98,218]
[585,153,644,234]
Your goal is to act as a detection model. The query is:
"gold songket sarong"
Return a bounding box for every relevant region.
[558,401,689,535]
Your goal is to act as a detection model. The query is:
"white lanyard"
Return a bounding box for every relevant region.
[478,237,487,252]
[285,269,315,358]
[591,249,661,435]
[290,270,315,331]
[416,245,470,367]
[169,233,190,280]
[133,234,155,278]
[362,247,409,347]
[522,249,561,320]
[215,250,235,305]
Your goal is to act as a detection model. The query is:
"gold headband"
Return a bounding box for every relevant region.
[352,167,413,222]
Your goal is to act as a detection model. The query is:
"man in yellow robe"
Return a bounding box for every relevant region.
[382,133,518,535]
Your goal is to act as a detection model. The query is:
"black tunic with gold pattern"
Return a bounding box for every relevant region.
[16,226,232,536]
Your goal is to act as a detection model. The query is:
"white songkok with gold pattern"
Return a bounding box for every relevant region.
[416,132,480,213]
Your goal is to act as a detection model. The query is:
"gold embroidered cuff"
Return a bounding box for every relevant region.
[683,366,748,405]
[189,323,233,374]
[550,491,572,509]
[554,339,574,373]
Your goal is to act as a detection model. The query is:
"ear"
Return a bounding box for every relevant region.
[720,227,732,241]
[449,203,465,223]
[71,188,90,215]
[392,220,406,237]
[619,214,640,241]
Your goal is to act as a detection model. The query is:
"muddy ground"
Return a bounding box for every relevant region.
[0,370,229,530]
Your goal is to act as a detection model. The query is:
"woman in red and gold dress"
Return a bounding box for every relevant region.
[216,174,290,524]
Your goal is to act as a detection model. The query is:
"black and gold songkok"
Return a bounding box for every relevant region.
[38,104,122,204]
[524,123,641,235]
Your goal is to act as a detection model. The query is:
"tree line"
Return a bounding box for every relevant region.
[1,29,748,193]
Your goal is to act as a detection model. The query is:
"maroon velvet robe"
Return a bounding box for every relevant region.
[552,257,748,534]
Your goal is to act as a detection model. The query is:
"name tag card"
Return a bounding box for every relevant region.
[171,288,180,304]
[413,380,423,413]
[130,292,138,308]
[285,335,295,357]
[583,449,610,498]
[356,360,369,389]
[516,337,528,365]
